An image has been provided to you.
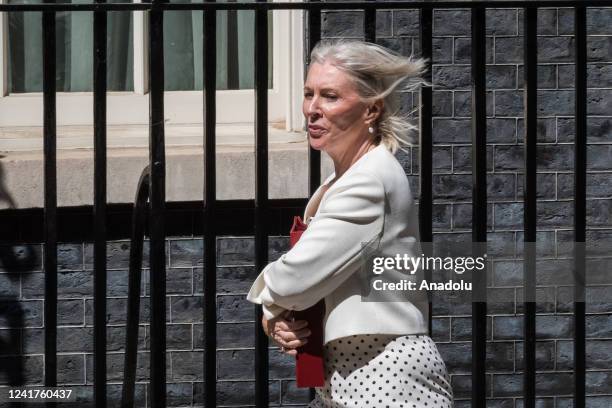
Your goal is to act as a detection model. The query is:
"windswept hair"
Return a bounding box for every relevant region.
[309,39,429,154]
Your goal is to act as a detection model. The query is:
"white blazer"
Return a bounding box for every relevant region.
[246,143,429,344]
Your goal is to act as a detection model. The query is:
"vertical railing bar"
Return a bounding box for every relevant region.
[93,0,107,405]
[306,3,321,400]
[364,0,376,42]
[307,0,321,197]
[471,5,487,408]
[573,5,587,408]
[203,0,218,407]
[121,167,150,408]
[149,0,167,405]
[418,5,433,337]
[42,1,57,407]
[254,1,269,408]
[522,6,537,408]
[305,2,322,401]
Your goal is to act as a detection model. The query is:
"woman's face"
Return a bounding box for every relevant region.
[303,61,376,153]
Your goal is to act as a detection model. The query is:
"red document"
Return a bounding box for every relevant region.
[288,215,326,388]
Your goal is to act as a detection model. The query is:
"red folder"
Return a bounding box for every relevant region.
[288,215,326,388]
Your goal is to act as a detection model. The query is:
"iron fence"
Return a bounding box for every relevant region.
[0,0,598,407]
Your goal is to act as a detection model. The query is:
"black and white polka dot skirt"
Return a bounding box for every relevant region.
[308,334,453,408]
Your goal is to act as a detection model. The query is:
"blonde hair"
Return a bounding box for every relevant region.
[309,39,428,155]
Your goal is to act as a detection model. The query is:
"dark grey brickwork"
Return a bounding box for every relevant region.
[0,238,310,408]
[368,6,612,408]
[1,4,612,408]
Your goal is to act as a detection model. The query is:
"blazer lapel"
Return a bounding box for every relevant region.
[302,144,386,225]
[303,172,336,224]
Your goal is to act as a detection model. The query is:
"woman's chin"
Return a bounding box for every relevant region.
[308,136,327,151]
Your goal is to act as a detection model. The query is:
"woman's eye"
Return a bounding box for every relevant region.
[325,94,338,100]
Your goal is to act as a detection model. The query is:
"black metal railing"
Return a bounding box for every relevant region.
[0,1,598,407]
[122,166,150,408]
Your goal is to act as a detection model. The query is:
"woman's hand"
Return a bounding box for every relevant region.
[262,310,311,356]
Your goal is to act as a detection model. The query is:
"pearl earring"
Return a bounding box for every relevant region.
[368,126,374,134]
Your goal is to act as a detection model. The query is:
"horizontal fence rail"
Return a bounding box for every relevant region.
[0,0,594,407]
[0,0,611,11]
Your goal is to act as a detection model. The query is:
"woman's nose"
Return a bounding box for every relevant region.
[306,96,321,117]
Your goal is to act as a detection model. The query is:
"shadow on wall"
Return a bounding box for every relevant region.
[0,160,38,390]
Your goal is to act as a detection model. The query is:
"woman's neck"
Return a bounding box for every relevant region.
[328,138,379,180]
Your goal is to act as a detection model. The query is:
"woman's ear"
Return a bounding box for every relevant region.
[365,99,384,125]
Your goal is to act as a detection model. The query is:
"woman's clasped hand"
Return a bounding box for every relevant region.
[262,310,311,356]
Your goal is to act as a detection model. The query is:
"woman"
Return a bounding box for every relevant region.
[247,39,453,407]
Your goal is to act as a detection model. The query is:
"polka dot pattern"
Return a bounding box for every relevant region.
[308,334,453,408]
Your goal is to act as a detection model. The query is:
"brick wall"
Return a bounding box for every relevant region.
[1,4,612,408]
[0,238,311,407]
[349,6,612,408]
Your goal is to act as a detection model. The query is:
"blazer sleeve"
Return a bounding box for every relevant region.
[246,171,385,319]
